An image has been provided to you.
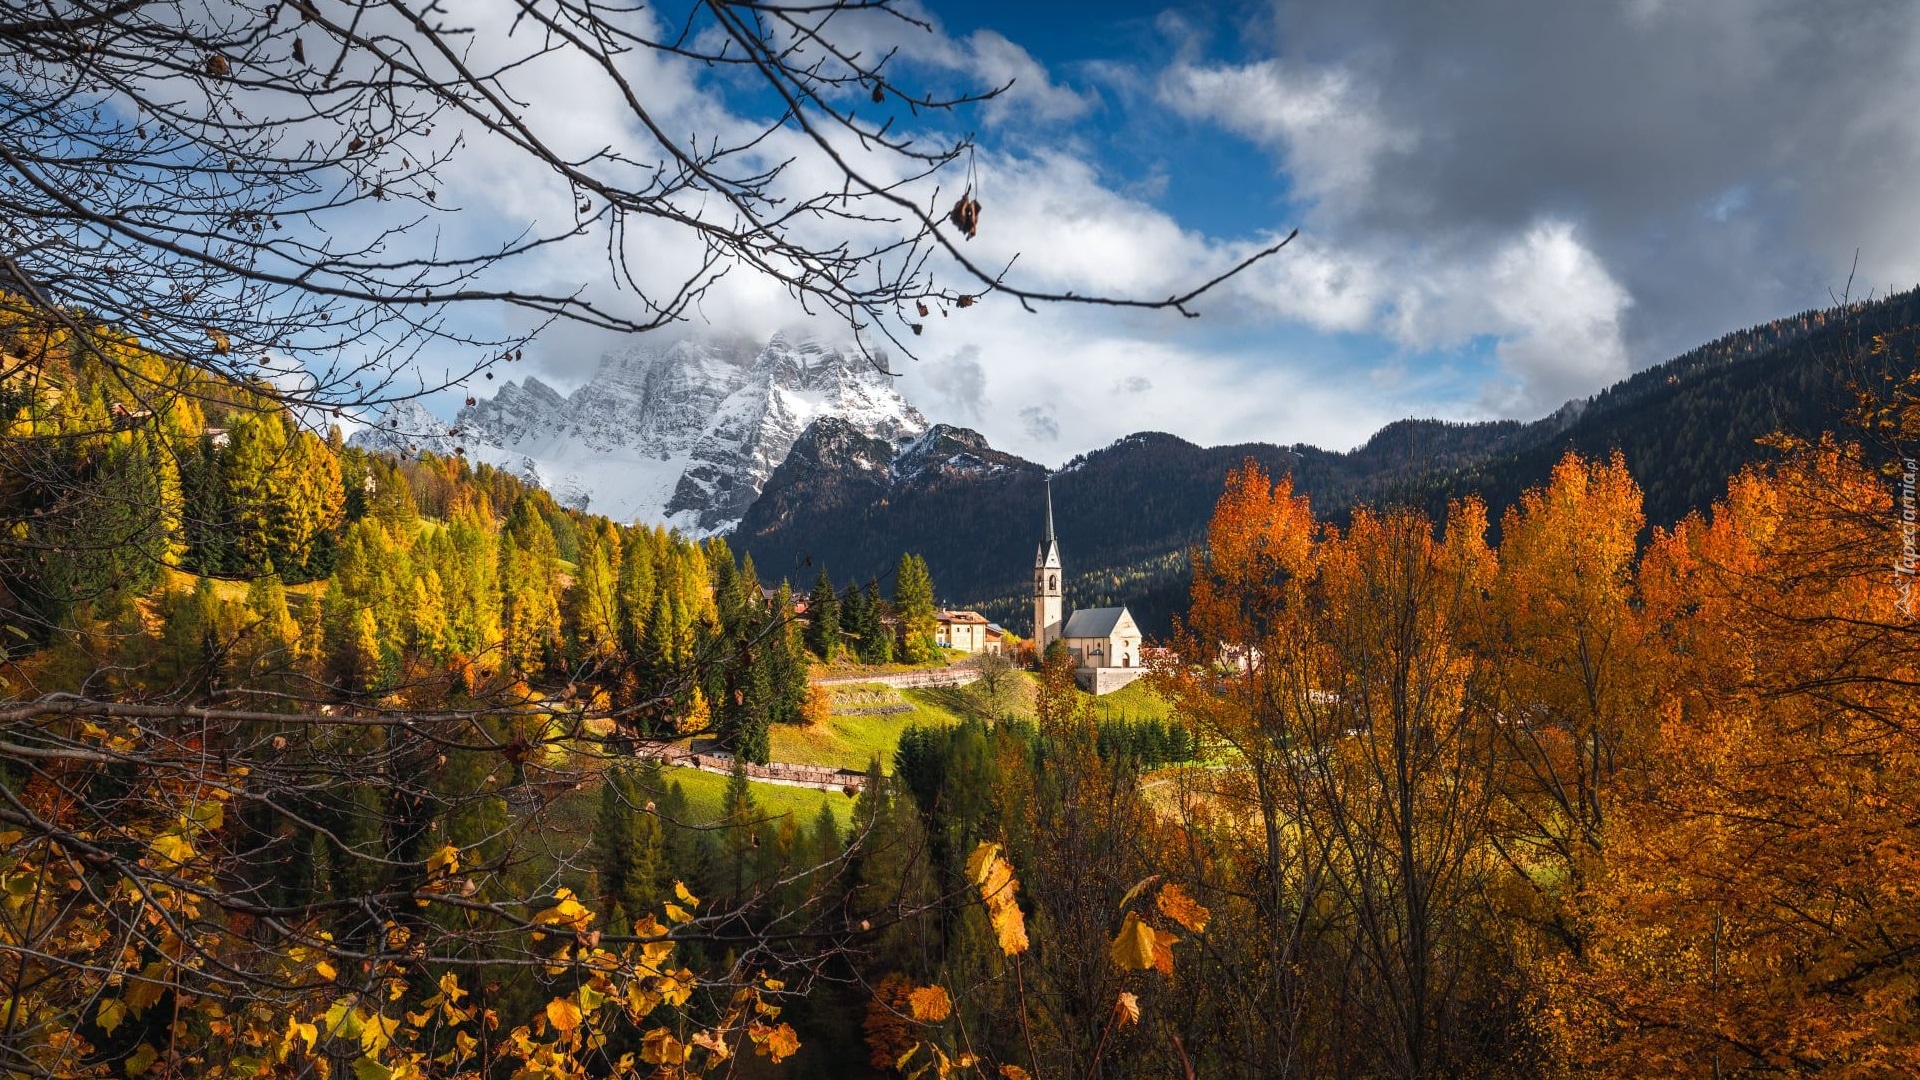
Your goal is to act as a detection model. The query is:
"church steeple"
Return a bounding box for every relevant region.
[1043,475,1056,548]
[1035,475,1061,570]
[1033,475,1064,649]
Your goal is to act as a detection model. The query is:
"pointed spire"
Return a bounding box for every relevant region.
[1043,474,1056,549]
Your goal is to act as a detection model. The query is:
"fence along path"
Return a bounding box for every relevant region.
[810,666,981,690]
[631,740,869,794]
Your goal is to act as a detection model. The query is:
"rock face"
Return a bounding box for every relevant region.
[352,334,926,533]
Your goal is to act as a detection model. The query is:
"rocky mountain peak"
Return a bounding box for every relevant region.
[351,334,926,533]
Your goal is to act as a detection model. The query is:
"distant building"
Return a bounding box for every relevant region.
[935,609,993,653]
[1030,478,1148,695]
[984,623,1007,655]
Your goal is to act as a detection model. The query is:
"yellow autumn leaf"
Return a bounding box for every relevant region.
[965,841,1002,888]
[1156,883,1211,934]
[575,984,608,1020]
[641,1027,688,1064]
[999,1066,1032,1080]
[184,800,224,833]
[126,963,167,1012]
[427,845,461,876]
[288,1018,319,1053]
[545,997,582,1033]
[125,1043,159,1077]
[965,841,1030,956]
[991,896,1029,956]
[1114,991,1140,1028]
[908,984,952,1022]
[762,1022,801,1062]
[674,880,699,908]
[1111,912,1157,971]
[97,998,126,1036]
[149,832,195,869]
[664,902,693,924]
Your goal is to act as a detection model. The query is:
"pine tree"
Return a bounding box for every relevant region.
[722,758,758,904]
[729,645,774,764]
[593,766,666,927]
[805,569,841,661]
[767,582,810,726]
[894,553,938,663]
[857,580,893,665]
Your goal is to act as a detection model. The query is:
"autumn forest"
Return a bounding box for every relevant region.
[7,1,1920,1078]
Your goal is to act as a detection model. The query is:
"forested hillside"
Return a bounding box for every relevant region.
[736,288,1920,635]
[0,309,832,765]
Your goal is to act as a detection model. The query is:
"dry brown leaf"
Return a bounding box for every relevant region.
[1156,883,1211,934]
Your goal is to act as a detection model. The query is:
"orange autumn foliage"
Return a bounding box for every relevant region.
[1154,439,1920,1077]
[1541,439,1920,1077]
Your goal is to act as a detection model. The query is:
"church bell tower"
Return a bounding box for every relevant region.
[1033,476,1063,650]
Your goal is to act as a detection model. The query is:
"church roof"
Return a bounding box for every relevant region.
[1063,606,1131,639]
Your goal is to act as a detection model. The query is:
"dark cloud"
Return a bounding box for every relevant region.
[922,345,991,419]
[1114,375,1153,393]
[1264,0,1920,361]
[1020,404,1061,442]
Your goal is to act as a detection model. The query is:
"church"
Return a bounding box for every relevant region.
[1033,478,1150,695]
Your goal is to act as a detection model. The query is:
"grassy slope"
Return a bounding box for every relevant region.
[1083,678,1173,723]
[769,682,987,773]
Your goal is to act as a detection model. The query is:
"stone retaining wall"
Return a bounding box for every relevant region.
[1076,666,1150,696]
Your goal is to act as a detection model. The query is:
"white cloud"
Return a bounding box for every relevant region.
[1158,58,1411,214]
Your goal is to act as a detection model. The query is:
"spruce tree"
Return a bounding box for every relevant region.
[805,569,841,661]
[593,766,666,927]
[767,581,810,726]
[840,583,868,662]
[893,553,938,663]
[857,580,893,665]
[721,759,757,904]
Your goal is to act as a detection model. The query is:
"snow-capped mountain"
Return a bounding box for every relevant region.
[351,334,926,534]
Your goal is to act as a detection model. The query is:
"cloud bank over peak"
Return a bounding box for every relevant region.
[403,0,1920,465]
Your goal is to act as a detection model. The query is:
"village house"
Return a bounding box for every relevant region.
[935,609,995,654]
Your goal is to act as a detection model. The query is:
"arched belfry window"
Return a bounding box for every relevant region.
[1049,574,1057,590]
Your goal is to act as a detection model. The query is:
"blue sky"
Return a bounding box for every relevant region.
[431,0,1920,466]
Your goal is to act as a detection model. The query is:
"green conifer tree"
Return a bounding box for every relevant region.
[858,580,893,665]
[894,553,938,663]
[805,569,841,661]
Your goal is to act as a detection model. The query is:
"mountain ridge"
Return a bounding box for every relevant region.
[734,286,1920,635]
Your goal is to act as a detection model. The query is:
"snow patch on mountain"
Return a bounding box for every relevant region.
[352,334,926,534]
